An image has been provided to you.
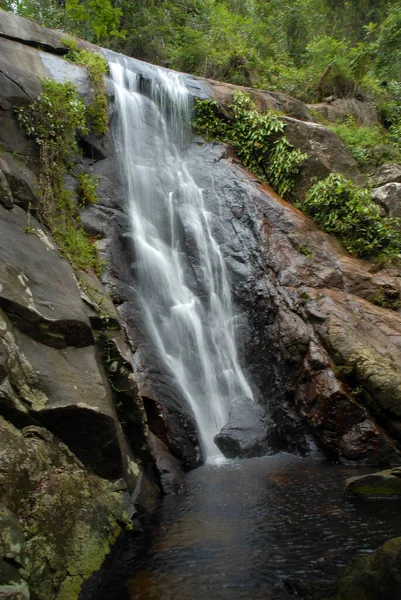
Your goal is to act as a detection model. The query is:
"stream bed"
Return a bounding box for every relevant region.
[88,454,401,599]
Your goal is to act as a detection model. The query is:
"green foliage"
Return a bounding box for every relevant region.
[297,173,401,260]
[66,0,126,42]
[195,92,306,197]
[16,79,87,220]
[17,79,101,273]
[77,173,99,205]
[328,117,401,168]
[64,40,109,134]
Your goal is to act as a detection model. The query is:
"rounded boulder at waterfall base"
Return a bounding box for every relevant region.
[214,396,272,459]
[345,468,401,497]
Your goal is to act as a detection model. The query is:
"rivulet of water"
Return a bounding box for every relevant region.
[105,53,253,459]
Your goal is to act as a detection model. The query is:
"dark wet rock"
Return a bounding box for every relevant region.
[334,537,401,600]
[186,141,401,464]
[370,163,401,187]
[148,431,183,494]
[215,397,272,458]
[286,537,401,600]
[282,116,365,199]
[0,170,13,209]
[345,469,401,497]
[371,182,401,220]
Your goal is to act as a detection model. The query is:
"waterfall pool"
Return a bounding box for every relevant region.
[84,454,401,599]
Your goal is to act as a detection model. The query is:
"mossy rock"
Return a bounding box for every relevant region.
[0,416,132,599]
[334,537,401,600]
[345,469,401,497]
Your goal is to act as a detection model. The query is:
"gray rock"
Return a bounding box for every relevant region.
[370,163,401,188]
[215,396,272,458]
[308,98,378,125]
[0,170,13,209]
[371,182,401,219]
[0,204,93,348]
[282,116,365,199]
[0,8,68,53]
[0,154,39,210]
[0,310,125,479]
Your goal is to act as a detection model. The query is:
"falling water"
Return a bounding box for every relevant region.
[106,53,253,460]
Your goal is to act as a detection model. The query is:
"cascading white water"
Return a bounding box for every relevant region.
[106,53,253,460]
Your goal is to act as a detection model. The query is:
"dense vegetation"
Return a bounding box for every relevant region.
[3,1,400,104]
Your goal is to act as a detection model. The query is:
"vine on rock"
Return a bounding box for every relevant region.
[195,91,307,197]
[17,78,101,272]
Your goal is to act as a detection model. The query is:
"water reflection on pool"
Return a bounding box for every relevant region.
[89,454,401,599]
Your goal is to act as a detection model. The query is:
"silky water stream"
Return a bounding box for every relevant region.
[84,56,401,599]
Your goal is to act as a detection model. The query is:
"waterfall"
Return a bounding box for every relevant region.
[106,53,253,461]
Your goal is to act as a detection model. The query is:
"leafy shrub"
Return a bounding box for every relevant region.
[297,173,401,260]
[195,91,306,197]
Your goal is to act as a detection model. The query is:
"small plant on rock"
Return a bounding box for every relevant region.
[64,39,109,134]
[77,173,99,205]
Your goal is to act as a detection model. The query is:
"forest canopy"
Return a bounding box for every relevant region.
[2,1,401,129]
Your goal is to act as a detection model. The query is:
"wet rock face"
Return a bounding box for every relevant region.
[214,396,273,458]
[185,141,401,464]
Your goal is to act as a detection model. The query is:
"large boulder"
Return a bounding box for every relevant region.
[370,163,401,188]
[282,116,365,199]
[286,537,401,600]
[214,396,273,458]
[371,182,401,220]
[0,416,132,600]
[186,140,401,464]
[308,98,378,125]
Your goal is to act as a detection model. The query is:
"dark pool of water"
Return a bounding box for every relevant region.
[87,454,401,599]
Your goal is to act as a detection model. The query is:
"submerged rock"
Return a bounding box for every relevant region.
[345,468,401,497]
[214,396,272,458]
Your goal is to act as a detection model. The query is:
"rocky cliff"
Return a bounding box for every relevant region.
[1,9,401,599]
